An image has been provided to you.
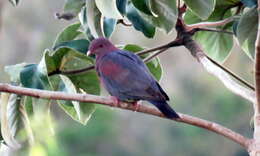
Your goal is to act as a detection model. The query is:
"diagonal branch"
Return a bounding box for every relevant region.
[183,34,255,103]
[143,48,169,62]
[194,28,233,35]
[187,17,234,30]
[0,83,251,149]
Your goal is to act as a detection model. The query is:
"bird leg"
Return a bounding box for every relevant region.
[109,96,120,107]
[132,101,142,112]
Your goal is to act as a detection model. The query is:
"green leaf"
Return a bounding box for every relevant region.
[95,0,123,19]
[184,0,239,24]
[79,6,95,41]
[102,17,117,38]
[0,93,33,148]
[116,0,127,15]
[64,0,85,15]
[183,0,216,19]
[86,0,103,38]
[6,94,34,144]
[126,3,156,38]
[59,75,97,125]
[53,23,82,48]
[8,0,19,6]
[123,44,162,80]
[184,9,202,25]
[146,0,177,33]
[20,64,51,90]
[53,39,90,54]
[0,93,20,148]
[45,47,99,125]
[4,63,28,82]
[185,5,234,62]
[194,31,233,62]
[237,8,258,60]
[131,0,153,15]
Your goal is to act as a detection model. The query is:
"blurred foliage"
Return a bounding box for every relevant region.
[0,0,256,155]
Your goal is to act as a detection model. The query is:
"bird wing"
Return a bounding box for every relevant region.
[97,50,169,101]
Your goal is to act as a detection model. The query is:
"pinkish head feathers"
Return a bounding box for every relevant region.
[87,37,117,57]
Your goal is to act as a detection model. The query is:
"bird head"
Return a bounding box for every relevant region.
[87,37,117,57]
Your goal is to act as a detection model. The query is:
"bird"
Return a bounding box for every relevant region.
[87,37,180,119]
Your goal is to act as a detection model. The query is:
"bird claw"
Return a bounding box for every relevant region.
[109,96,120,107]
[133,101,141,112]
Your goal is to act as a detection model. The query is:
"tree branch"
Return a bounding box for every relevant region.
[0,83,251,149]
[48,40,183,76]
[187,17,234,30]
[194,28,233,35]
[143,48,169,62]
[206,55,255,91]
[182,34,255,103]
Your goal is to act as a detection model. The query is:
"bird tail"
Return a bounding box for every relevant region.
[149,100,180,119]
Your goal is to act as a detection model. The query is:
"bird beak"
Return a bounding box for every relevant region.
[87,50,92,56]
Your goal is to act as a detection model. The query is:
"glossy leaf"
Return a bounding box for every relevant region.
[131,0,153,15]
[194,31,233,62]
[0,93,20,148]
[185,6,234,62]
[59,75,97,125]
[95,0,123,19]
[184,0,238,24]
[144,0,178,33]
[7,94,34,144]
[183,0,216,19]
[79,6,95,41]
[20,64,51,90]
[116,0,127,15]
[0,93,33,149]
[123,44,162,80]
[53,39,90,54]
[86,0,103,38]
[237,8,258,60]
[45,47,99,125]
[53,23,82,48]
[64,0,85,15]
[102,17,117,38]
[126,3,156,38]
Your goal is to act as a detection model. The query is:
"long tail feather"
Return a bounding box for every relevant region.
[148,100,180,119]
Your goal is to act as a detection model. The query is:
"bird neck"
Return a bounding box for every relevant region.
[96,46,118,60]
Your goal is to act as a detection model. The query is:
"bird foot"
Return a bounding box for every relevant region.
[132,101,142,112]
[109,96,120,107]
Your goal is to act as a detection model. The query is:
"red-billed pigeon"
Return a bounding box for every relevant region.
[88,38,179,118]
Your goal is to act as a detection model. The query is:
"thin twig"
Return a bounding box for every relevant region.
[143,48,169,63]
[136,39,182,56]
[195,28,233,35]
[187,17,234,30]
[206,56,255,91]
[60,66,95,75]
[183,35,255,103]
[0,83,251,149]
[48,40,182,76]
